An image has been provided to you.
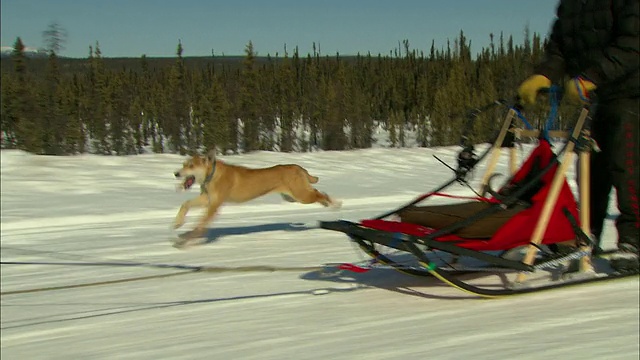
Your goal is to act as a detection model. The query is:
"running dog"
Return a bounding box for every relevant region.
[172,150,341,238]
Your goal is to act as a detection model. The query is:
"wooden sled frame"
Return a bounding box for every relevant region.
[476,106,594,283]
[319,102,616,297]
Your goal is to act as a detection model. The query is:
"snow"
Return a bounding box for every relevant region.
[1,144,638,360]
[0,45,47,57]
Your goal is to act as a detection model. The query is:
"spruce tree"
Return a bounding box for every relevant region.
[63,75,86,154]
[41,51,63,154]
[10,37,42,153]
[200,75,230,153]
[166,40,189,154]
[84,43,110,154]
[238,41,261,152]
[277,50,296,152]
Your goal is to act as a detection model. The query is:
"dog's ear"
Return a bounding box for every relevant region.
[206,149,216,163]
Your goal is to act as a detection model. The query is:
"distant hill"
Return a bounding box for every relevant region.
[0,46,49,58]
[0,51,361,76]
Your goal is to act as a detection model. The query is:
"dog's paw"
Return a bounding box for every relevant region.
[173,218,185,229]
[172,236,205,249]
[192,228,207,238]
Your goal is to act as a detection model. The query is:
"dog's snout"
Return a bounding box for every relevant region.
[174,171,181,178]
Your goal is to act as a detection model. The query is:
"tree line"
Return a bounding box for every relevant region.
[0,28,583,156]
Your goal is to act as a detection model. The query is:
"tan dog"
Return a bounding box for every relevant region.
[173,150,341,237]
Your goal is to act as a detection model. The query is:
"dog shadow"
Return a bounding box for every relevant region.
[178,222,315,245]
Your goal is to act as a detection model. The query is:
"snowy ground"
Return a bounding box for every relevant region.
[1,144,638,360]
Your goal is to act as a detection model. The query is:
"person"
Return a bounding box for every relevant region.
[517,0,639,271]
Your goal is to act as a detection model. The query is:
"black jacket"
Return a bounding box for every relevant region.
[535,0,640,100]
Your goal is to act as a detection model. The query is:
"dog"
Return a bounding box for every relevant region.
[172,149,341,238]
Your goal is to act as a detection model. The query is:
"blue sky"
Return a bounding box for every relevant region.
[1,0,560,58]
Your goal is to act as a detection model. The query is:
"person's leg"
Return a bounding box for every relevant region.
[601,98,640,271]
[608,98,640,249]
[588,107,614,247]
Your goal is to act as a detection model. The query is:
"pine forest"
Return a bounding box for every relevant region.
[0,28,583,156]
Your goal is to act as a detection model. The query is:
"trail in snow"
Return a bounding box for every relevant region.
[1,147,638,360]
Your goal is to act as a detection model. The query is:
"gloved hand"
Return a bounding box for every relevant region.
[517,75,552,105]
[564,76,597,104]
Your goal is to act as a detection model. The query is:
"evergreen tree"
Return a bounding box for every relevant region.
[83,43,110,154]
[40,51,63,154]
[0,27,582,155]
[128,96,144,154]
[276,49,296,152]
[346,75,372,149]
[62,75,86,154]
[0,73,12,148]
[199,75,230,153]
[42,21,68,56]
[9,38,42,153]
[108,71,130,155]
[237,41,262,152]
[165,40,189,154]
[300,54,322,151]
[319,72,346,150]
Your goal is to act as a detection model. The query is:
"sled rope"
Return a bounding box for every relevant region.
[0,271,195,295]
[542,85,562,141]
[0,246,317,272]
[0,246,333,295]
[511,108,534,130]
[0,260,327,273]
[0,261,329,296]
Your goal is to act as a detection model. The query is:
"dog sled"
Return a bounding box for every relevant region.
[320,97,638,298]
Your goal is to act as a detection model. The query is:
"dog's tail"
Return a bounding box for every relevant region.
[301,168,319,184]
[307,173,319,184]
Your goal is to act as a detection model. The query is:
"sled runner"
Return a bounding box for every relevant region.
[320,97,638,298]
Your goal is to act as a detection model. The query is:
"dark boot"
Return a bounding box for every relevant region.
[609,240,639,273]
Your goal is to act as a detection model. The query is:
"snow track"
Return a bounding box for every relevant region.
[1,149,638,359]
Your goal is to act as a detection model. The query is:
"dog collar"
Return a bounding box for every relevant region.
[200,160,217,194]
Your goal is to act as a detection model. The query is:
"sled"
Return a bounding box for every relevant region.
[320,99,638,298]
